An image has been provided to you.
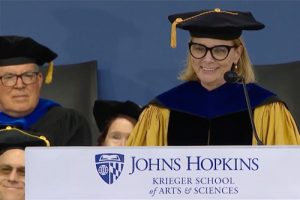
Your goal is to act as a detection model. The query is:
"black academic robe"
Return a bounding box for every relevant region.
[153,81,279,145]
[0,99,92,146]
[31,106,92,146]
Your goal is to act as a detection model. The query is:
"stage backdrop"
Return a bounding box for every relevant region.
[1,0,300,105]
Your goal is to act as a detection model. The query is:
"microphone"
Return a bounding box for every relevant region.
[224,70,241,83]
[224,69,264,145]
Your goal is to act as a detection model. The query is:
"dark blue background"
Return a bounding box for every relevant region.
[1,0,299,105]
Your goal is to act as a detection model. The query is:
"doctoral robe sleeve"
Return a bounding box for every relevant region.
[127,105,169,146]
[253,102,300,145]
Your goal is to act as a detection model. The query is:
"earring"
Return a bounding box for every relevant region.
[234,63,238,70]
[231,63,238,71]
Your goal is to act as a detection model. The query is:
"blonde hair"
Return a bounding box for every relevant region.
[178,37,256,83]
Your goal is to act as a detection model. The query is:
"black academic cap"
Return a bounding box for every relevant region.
[0,35,58,83]
[0,126,50,151]
[168,8,265,48]
[93,100,142,132]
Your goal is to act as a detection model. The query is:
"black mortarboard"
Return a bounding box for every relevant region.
[0,35,58,83]
[0,126,49,151]
[93,100,142,132]
[168,8,265,48]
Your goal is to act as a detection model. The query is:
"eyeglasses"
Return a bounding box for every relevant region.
[189,42,237,61]
[0,165,25,184]
[0,71,39,87]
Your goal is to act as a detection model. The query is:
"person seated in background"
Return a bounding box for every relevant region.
[0,126,49,200]
[93,100,141,146]
[127,8,299,146]
[0,35,92,145]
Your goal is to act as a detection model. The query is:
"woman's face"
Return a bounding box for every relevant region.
[103,117,136,146]
[190,37,243,90]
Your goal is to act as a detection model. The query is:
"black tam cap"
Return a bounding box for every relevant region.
[93,100,142,132]
[0,35,58,83]
[168,8,265,48]
[0,126,49,151]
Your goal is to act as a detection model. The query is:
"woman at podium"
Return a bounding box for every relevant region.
[127,8,299,146]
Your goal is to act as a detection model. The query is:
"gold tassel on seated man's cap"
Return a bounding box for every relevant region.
[45,61,54,84]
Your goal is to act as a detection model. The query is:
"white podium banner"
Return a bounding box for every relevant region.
[25,146,300,200]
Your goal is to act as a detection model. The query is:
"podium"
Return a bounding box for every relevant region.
[25,146,300,200]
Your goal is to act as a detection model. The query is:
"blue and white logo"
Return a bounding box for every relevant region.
[95,153,125,184]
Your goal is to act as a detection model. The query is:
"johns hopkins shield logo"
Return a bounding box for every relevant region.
[95,153,125,184]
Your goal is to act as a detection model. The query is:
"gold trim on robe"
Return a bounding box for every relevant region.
[127,103,300,146]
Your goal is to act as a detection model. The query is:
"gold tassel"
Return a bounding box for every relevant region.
[170,18,183,48]
[45,61,54,84]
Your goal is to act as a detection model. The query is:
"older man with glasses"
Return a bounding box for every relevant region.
[0,36,92,146]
